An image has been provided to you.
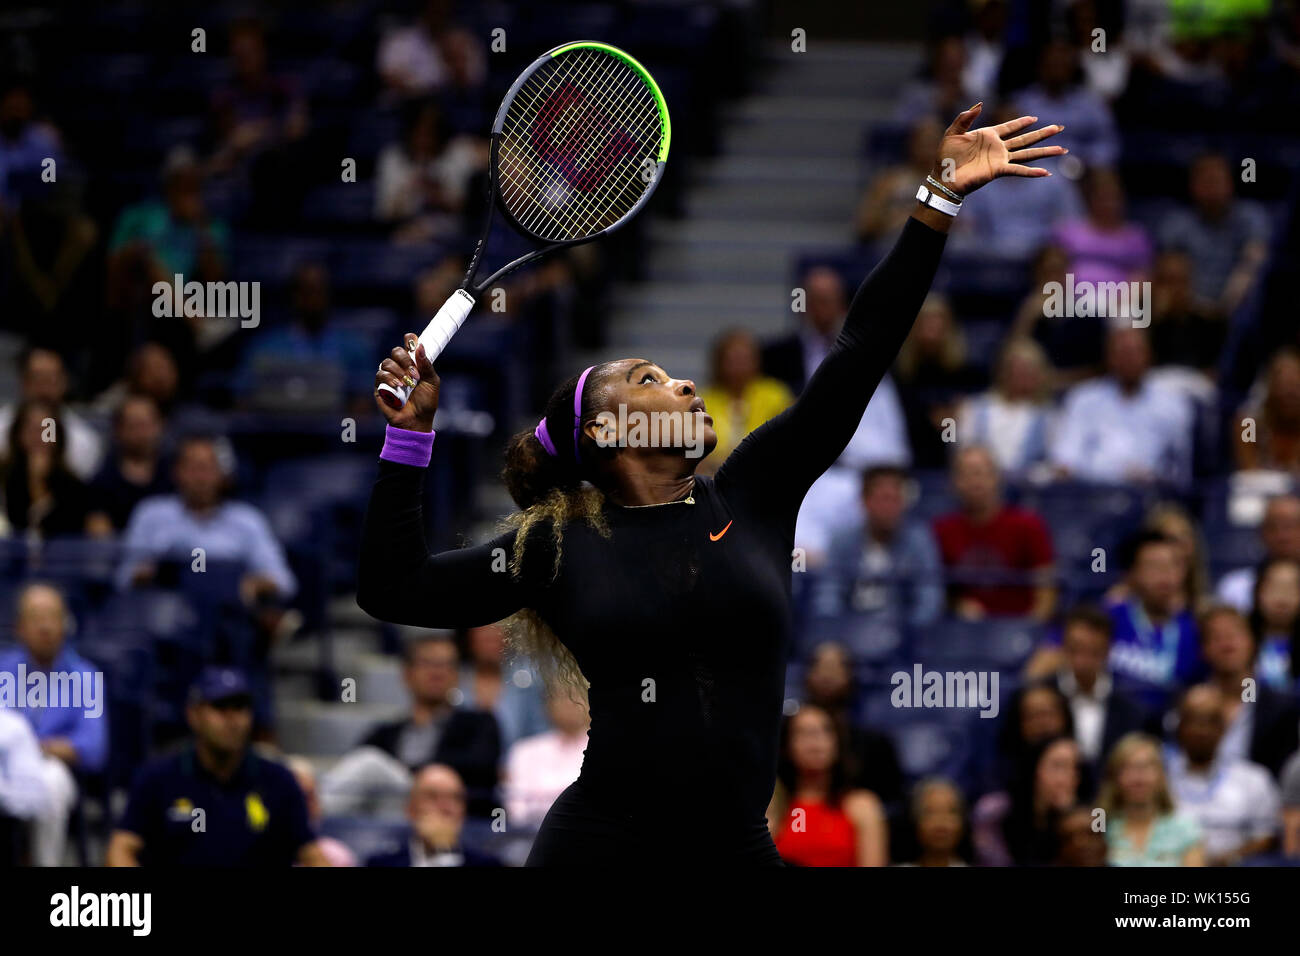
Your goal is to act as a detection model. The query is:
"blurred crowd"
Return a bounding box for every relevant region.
[742,0,1300,866]
[0,0,744,866]
[3,0,1300,867]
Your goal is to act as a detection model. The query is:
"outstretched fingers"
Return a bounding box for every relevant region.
[1004,123,1065,150]
[1002,163,1053,178]
[1008,145,1068,163]
[993,114,1038,138]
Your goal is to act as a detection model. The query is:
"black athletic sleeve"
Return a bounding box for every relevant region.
[356,458,529,629]
[714,215,948,519]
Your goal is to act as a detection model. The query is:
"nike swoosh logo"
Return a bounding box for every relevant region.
[709,520,733,542]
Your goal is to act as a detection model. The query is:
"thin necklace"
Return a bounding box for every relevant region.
[616,477,696,508]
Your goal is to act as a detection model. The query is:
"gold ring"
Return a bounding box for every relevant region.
[402,375,416,388]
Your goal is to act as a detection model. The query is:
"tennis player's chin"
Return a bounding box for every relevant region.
[693,415,718,457]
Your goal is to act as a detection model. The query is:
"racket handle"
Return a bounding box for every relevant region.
[377,289,476,409]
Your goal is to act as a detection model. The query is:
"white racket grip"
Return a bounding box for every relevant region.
[377,289,476,409]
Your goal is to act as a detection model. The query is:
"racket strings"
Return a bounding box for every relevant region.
[500,51,653,237]
[501,51,650,194]
[498,48,663,242]
[512,65,650,235]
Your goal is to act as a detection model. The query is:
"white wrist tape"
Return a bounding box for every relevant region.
[916,183,962,217]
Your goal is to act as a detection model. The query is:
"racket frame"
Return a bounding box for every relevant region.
[377,40,670,410]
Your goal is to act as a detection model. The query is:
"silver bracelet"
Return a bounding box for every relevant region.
[925,175,963,204]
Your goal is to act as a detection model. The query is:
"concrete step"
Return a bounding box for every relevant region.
[753,48,921,96]
[354,652,406,708]
[728,94,896,126]
[689,156,861,191]
[269,628,378,679]
[643,241,842,284]
[686,180,854,219]
[276,699,403,756]
[611,281,784,313]
[717,115,873,158]
[646,216,848,246]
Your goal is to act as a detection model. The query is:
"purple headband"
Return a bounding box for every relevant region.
[535,365,596,462]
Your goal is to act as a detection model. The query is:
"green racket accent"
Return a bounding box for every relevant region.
[548,41,671,162]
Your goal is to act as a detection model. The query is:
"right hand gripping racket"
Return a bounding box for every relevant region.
[377,40,672,408]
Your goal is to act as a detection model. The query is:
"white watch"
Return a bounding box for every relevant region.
[916,183,962,217]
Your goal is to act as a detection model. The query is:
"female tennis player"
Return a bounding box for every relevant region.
[358,104,1066,865]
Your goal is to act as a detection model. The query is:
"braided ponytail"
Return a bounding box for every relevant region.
[497,366,611,703]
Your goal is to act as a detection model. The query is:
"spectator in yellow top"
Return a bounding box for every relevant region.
[697,328,794,476]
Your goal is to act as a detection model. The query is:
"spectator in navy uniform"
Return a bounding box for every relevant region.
[106,667,329,866]
[367,763,501,867]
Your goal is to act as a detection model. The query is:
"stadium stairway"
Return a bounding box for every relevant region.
[575,40,923,383]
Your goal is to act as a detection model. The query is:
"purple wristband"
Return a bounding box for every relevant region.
[380,424,435,467]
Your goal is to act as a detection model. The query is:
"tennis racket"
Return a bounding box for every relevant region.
[377,40,672,409]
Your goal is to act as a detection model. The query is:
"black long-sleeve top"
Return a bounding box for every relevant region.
[357,217,948,837]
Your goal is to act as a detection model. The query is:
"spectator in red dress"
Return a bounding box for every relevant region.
[768,704,887,867]
[933,445,1056,621]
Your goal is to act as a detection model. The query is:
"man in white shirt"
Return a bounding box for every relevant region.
[1049,605,1150,770]
[0,706,50,863]
[0,707,48,820]
[504,692,591,829]
[1050,325,1194,487]
[1166,685,1281,866]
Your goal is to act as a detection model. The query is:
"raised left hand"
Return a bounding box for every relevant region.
[932,103,1067,197]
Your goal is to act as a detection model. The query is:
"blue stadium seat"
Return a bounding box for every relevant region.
[301,182,378,226]
[816,614,909,665]
[1202,521,1264,575]
[912,618,1044,670]
[344,111,403,160]
[232,237,334,287]
[888,720,973,783]
[328,239,450,290]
